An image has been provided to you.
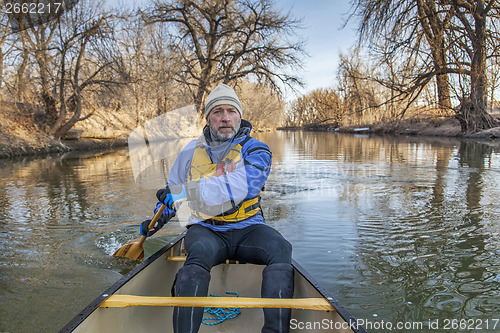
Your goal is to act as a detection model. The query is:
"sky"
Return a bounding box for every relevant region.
[275,0,358,96]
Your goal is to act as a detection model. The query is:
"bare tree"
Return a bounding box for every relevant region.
[337,50,387,124]
[13,31,31,102]
[119,13,165,125]
[5,0,130,139]
[416,0,453,112]
[49,12,118,138]
[236,81,284,130]
[118,13,193,125]
[350,0,453,114]
[287,88,344,127]
[350,0,500,133]
[0,9,14,97]
[142,0,305,117]
[487,55,500,111]
[449,0,499,133]
[15,15,59,124]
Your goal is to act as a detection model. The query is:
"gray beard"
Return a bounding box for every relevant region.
[209,120,241,142]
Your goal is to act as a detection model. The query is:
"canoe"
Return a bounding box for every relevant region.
[60,232,367,333]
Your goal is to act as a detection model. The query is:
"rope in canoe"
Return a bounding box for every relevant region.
[202,292,241,325]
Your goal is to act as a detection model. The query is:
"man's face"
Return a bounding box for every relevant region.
[207,104,241,141]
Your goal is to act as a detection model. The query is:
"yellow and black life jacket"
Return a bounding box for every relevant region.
[188,136,261,222]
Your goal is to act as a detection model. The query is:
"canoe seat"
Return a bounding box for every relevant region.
[167,256,244,264]
[167,246,245,264]
[167,256,187,262]
[167,242,245,264]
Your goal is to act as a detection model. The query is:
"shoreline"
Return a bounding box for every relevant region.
[0,137,128,159]
[2,117,500,159]
[278,116,500,140]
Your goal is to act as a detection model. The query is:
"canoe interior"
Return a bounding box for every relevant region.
[63,233,364,333]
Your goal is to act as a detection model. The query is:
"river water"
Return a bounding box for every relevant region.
[1,131,499,332]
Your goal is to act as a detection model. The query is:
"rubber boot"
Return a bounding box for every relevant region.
[261,263,294,333]
[172,264,211,333]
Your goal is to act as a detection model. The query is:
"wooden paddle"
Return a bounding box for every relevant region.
[113,204,166,261]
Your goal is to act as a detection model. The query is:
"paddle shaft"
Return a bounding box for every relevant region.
[137,204,166,247]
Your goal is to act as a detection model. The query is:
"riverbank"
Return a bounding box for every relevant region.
[2,110,500,159]
[278,116,500,140]
[0,101,129,159]
[0,135,128,159]
[0,110,127,158]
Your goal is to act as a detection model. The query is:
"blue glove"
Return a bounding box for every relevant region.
[156,185,186,210]
[139,209,174,237]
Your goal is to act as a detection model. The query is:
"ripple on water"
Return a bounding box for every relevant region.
[2,133,500,333]
[424,292,465,312]
[96,234,122,256]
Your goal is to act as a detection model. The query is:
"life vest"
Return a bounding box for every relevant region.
[188,136,261,222]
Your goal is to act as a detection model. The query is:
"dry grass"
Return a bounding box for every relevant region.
[74,107,137,139]
[0,102,61,157]
[0,101,133,158]
[369,116,462,136]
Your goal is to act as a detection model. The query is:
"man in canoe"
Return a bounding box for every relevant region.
[140,83,294,333]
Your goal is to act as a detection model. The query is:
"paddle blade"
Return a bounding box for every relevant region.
[113,241,144,261]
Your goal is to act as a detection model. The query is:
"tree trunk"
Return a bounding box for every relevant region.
[455,7,496,134]
[435,71,452,113]
[15,33,30,102]
[53,93,84,139]
[194,87,205,118]
[416,0,452,114]
[35,47,58,129]
[0,49,3,100]
[194,68,214,120]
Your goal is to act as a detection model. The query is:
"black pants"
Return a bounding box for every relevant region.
[173,223,294,333]
[184,223,293,269]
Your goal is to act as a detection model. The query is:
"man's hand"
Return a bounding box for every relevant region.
[156,185,186,210]
[139,209,174,237]
[140,219,155,237]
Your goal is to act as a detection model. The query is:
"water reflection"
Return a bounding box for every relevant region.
[0,149,152,332]
[0,132,499,332]
[255,132,500,332]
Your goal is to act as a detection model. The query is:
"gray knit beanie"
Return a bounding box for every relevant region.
[204,83,243,119]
